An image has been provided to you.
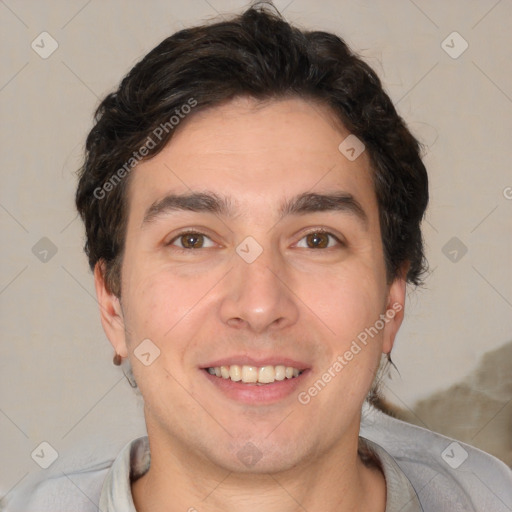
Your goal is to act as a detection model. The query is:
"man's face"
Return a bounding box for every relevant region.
[97,97,405,473]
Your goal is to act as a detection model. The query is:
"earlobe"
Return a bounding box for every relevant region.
[94,261,128,358]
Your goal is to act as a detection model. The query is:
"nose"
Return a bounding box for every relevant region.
[218,243,300,334]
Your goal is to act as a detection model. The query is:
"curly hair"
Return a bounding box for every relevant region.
[76,1,429,297]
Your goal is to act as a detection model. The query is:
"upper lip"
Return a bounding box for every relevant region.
[201,356,310,370]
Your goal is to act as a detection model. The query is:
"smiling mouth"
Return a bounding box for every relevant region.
[205,364,305,385]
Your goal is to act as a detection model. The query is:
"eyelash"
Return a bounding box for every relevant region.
[167,228,345,252]
[167,231,216,251]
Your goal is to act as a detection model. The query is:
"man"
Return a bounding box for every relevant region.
[6,3,511,511]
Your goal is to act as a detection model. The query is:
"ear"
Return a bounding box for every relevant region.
[94,261,128,358]
[381,266,408,355]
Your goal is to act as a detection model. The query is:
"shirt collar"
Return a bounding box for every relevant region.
[99,433,421,511]
[99,436,149,512]
[361,438,423,511]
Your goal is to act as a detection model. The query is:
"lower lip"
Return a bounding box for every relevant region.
[201,369,309,404]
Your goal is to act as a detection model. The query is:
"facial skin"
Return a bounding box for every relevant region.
[95,97,406,512]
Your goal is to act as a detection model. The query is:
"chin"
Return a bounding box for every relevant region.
[209,437,306,475]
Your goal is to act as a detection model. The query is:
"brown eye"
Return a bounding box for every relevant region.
[169,232,215,249]
[296,231,342,249]
[307,232,329,248]
[181,233,204,248]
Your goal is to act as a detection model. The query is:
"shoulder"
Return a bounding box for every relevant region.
[361,402,512,511]
[2,455,114,511]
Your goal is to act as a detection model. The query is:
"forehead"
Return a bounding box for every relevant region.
[126,96,378,223]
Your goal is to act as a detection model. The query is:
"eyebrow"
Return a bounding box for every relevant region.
[142,190,368,228]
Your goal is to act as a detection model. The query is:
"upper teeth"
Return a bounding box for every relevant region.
[207,365,301,384]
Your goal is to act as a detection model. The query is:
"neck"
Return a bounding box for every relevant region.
[132,427,386,512]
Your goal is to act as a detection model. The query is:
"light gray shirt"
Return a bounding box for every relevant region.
[4,403,512,511]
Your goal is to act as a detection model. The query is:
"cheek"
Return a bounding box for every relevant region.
[121,263,220,364]
[121,262,187,344]
[309,267,385,342]
[129,278,191,341]
[122,274,196,396]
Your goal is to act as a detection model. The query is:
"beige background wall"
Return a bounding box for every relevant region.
[1,0,511,498]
